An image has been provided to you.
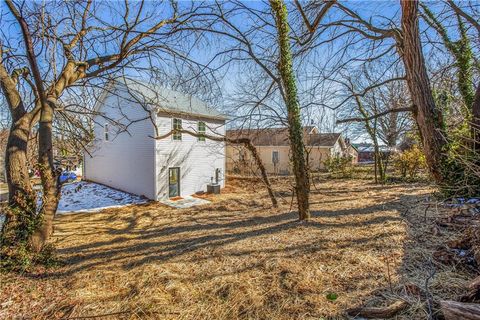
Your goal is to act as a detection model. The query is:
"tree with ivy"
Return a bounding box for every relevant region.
[270,0,310,220]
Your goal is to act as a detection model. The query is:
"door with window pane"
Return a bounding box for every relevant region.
[168,167,180,197]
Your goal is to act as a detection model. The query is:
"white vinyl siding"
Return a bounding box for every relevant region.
[155,113,225,200]
[84,89,156,199]
[84,82,226,201]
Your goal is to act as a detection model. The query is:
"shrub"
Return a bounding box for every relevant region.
[393,145,426,180]
[323,155,354,178]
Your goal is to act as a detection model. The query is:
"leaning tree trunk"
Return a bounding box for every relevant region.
[243,141,278,208]
[1,114,37,245]
[271,0,310,220]
[400,0,449,184]
[5,116,34,207]
[0,65,37,248]
[30,102,60,253]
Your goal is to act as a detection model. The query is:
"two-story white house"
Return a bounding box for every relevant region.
[83,78,226,200]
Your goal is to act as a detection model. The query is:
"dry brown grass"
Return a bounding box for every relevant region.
[0,178,475,319]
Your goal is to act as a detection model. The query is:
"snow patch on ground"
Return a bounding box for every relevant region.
[57,181,148,213]
[0,181,148,230]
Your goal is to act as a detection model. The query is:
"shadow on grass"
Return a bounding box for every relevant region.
[44,192,415,279]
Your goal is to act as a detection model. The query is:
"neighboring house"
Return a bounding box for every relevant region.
[345,141,359,164]
[354,143,397,163]
[83,79,226,200]
[226,126,350,175]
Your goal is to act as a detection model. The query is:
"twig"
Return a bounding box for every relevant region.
[424,258,437,320]
[65,311,132,319]
[65,310,180,319]
[384,253,394,293]
[424,203,431,223]
[289,188,296,212]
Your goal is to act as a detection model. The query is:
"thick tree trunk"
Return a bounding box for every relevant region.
[0,64,37,246]
[7,0,63,252]
[30,102,60,253]
[5,117,33,206]
[1,115,36,241]
[400,0,448,184]
[271,0,310,220]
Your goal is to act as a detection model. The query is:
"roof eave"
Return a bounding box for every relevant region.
[156,108,227,121]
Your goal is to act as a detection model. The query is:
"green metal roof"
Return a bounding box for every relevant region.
[114,77,227,120]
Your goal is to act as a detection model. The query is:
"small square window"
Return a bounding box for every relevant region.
[104,123,110,141]
[173,118,182,141]
[198,121,206,142]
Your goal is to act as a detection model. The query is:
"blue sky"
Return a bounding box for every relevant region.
[1,1,476,144]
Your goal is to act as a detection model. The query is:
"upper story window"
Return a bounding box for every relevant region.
[172,118,182,141]
[198,121,206,142]
[104,123,110,141]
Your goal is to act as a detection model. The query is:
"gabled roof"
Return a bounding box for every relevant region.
[98,77,227,121]
[306,133,342,147]
[226,127,342,147]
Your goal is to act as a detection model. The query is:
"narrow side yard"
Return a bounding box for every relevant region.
[0,178,473,319]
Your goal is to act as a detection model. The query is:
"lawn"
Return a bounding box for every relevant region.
[0,178,473,319]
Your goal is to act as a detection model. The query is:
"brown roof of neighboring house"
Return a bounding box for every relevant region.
[226,127,342,147]
[306,133,342,147]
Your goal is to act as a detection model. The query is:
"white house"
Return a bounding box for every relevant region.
[83,79,226,200]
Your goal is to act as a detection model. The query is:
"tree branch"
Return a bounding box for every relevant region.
[446,0,480,35]
[337,106,413,124]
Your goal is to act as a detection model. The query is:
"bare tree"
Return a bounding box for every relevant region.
[176,0,337,220]
[0,0,207,261]
[270,0,310,220]
[400,0,450,184]
[297,0,479,193]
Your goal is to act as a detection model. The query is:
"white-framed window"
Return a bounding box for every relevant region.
[172,118,182,141]
[272,150,279,164]
[104,123,110,141]
[198,121,206,142]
